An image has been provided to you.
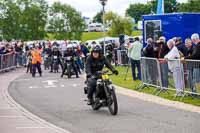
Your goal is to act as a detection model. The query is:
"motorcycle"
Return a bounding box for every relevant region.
[63,56,75,78]
[52,56,59,73]
[43,54,50,70]
[84,70,118,115]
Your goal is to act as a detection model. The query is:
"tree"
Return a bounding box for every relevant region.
[48,2,85,40]
[0,1,21,40]
[178,0,200,12]
[0,0,48,40]
[17,0,48,40]
[126,3,151,22]
[150,0,179,13]
[105,12,133,37]
[93,12,103,23]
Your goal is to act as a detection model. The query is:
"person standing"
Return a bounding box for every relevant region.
[31,44,42,77]
[155,36,170,88]
[165,39,183,96]
[143,38,155,58]
[128,37,143,80]
[182,33,200,93]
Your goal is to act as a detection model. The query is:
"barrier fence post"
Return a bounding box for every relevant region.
[0,55,2,71]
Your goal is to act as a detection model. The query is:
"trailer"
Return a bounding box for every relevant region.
[142,13,200,45]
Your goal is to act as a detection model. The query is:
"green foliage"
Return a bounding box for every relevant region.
[105,12,133,37]
[150,0,179,13]
[47,2,85,40]
[0,0,85,41]
[126,3,151,22]
[126,0,200,23]
[178,0,200,12]
[0,0,48,40]
[93,12,103,23]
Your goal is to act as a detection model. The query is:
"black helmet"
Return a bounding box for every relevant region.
[92,45,102,53]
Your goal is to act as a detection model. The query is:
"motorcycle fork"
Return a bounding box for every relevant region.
[103,81,111,100]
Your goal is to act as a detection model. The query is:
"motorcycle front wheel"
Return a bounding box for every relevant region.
[108,87,118,115]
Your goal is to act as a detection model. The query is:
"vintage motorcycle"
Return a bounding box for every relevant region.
[84,70,118,115]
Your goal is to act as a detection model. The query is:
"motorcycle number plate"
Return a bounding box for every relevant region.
[54,56,58,59]
[102,74,109,80]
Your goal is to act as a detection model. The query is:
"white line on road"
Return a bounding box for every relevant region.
[29,86,40,89]
[0,107,16,110]
[16,127,50,129]
[44,86,57,88]
[60,85,65,87]
[0,115,24,118]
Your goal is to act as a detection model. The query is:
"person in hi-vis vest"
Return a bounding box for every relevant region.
[31,44,42,77]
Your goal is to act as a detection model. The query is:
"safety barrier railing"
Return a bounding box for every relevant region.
[116,50,129,66]
[139,57,200,98]
[0,53,17,72]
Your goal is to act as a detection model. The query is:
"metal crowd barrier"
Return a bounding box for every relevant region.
[184,59,200,96]
[117,50,129,66]
[0,53,17,72]
[139,57,200,97]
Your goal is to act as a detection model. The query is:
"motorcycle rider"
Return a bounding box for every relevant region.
[86,45,119,105]
[49,46,63,72]
[61,44,79,78]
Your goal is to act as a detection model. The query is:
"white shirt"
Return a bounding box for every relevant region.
[164,46,180,72]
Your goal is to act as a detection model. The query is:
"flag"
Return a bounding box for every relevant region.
[157,0,164,14]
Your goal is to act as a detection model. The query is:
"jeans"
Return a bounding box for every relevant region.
[130,59,141,80]
[87,78,97,99]
[17,54,23,66]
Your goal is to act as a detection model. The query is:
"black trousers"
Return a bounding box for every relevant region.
[87,78,97,99]
[32,62,42,76]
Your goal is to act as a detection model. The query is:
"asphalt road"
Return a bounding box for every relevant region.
[8,70,200,133]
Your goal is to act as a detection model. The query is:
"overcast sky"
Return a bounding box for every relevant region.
[48,0,188,18]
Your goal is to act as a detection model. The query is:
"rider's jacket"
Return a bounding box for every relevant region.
[50,50,62,58]
[63,50,76,62]
[85,55,114,76]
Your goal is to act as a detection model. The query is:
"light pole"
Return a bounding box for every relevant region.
[99,0,107,56]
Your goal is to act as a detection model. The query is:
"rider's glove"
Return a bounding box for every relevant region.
[113,70,119,75]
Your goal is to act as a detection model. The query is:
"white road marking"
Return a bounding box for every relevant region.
[0,107,16,110]
[14,79,31,82]
[60,85,65,87]
[0,115,24,118]
[29,86,40,89]
[42,80,58,86]
[16,127,50,129]
[44,86,56,88]
[72,84,77,87]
